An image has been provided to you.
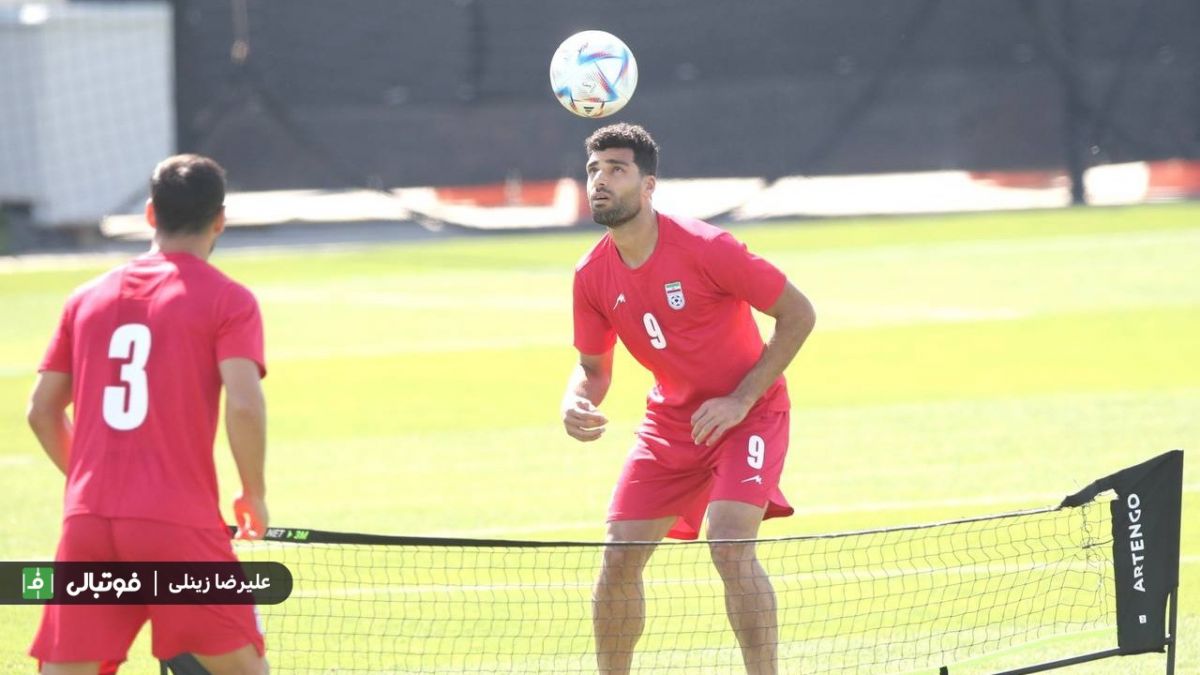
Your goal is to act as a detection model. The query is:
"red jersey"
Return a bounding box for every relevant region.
[39,251,265,529]
[573,212,789,439]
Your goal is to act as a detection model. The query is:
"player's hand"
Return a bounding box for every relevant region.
[691,396,753,446]
[233,492,269,540]
[562,396,608,442]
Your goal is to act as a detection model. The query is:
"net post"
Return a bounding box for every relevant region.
[1165,587,1178,675]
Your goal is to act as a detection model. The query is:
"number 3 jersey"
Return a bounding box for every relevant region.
[39,251,266,529]
[573,212,790,440]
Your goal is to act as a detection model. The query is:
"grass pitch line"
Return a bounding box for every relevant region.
[280,560,1111,599]
[0,455,36,466]
[417,484,1200,538]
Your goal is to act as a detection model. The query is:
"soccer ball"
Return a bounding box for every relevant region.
[549,30,638,118]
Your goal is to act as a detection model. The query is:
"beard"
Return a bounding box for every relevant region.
[590,194,641,228]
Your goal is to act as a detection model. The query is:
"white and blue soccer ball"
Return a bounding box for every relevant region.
[549,30,638,119]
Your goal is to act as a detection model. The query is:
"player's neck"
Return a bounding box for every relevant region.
[150,235,214,262]
[610,209,658,269]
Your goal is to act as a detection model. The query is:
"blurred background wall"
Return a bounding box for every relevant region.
[170,0,1199,191]
[1,0,1197,237]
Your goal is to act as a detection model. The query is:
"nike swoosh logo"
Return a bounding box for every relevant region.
[613,293,626,309]
[741,475,763,484]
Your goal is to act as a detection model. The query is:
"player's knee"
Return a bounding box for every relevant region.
[604,542,654,570]
[708,541,757,577]
[598,545,650,583]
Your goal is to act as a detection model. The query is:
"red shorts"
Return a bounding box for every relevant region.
[609,410,793,540]
[30,515,265,665]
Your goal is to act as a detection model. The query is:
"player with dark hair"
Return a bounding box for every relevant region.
[27,154,270,675]
[563,124,816,674]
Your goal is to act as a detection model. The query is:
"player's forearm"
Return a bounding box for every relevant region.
[226,400,267,498]
[27,410,71,476]
[731,303,815,405]
[566,362,611,407]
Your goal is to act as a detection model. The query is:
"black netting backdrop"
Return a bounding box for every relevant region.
[160,0,1200,191]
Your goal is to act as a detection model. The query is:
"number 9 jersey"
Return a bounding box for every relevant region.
[572,212,790,441]
[39,251,266,530]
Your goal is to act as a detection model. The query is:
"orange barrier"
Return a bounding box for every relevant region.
[1147,160,1200,199]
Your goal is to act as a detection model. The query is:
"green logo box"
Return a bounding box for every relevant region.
[22,567,53,600]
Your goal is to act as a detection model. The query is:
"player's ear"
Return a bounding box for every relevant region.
[145,199,157,230]
[643,174,656,197]
[211,206,227,236]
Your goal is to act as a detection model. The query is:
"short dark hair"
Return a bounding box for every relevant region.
[584,123,659,176]
[151,154,226,235]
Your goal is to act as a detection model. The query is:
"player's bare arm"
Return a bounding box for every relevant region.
[220,357,269,539]
[691,282,815,446]
[562,348,614,442]
[26,371,73,475]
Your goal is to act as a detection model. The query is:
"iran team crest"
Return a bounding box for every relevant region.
[664,281,685,310]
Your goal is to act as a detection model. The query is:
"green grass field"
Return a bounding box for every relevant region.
[0,203,1196,673]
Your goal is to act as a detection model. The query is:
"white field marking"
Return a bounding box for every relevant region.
[792,491,1063,516]
[0,252,131,273]
[403,520,601,538]
[0,455,36,466]
[778,227,1200,264]
[810,303,1027,331]
[275,561,1109,599]
[255,286,565,312]
[0,333,570,372]
[0,240,438,274]
[2,226,1195,275]
[814,483,1200,516]
[268,335,567,361]
[409,484,1200,538]
[804,294,1197,333]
